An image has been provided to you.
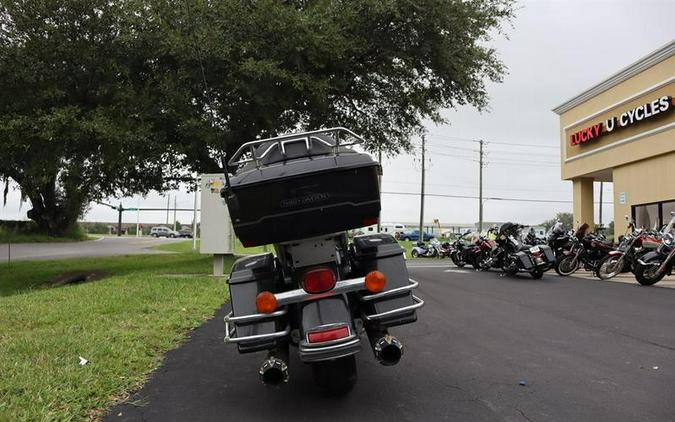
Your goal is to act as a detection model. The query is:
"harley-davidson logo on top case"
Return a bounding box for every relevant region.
[569,95,673,146]
[280,192,331,208]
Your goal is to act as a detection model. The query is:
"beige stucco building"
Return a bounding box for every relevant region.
[553,40,675,238]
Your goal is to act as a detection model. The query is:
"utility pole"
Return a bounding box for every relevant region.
[192,177,199,251]
[117,203,123,237]
[136,198,140,238]
[173,196,177,231]
[419,135,426,240]
[478,140,484,233]
[166,195,170,225]
[599,181,604,227]
[378,148,382,233]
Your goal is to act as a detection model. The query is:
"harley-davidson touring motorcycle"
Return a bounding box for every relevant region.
[494,223,556,279]
[449,230,476,268]
[220,128,423,395]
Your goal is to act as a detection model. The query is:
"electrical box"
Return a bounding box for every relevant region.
[200,173,234,255]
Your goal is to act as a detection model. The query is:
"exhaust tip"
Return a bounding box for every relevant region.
[259,357,289,386]
[374,335,403,366]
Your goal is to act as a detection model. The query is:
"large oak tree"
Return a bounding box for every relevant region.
[0,0,514,235]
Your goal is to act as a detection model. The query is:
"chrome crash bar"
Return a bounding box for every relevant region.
[227,127,365,167]
[224,277,423,344]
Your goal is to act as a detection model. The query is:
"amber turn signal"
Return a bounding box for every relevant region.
[255,291,277,314]
[365,271,386,293]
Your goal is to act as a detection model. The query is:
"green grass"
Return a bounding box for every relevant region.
[0,225,93,243]
[0,252,233,421]
[153,239,271,256]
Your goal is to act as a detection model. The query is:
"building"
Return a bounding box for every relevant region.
[553,40,675,238]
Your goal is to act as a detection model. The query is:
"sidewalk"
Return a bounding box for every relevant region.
[570,270,675,289]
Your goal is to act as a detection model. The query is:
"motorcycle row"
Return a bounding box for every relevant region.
[416,214,675,285]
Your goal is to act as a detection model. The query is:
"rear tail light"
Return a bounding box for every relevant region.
[255,291,277,314]
[307,326,350,343]
[365,271,386,293]
[362,216,379,227]
[303,268,336,294]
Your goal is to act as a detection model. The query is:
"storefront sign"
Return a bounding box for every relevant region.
[570,95,673,146]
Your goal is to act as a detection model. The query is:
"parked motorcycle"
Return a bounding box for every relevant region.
[597,216,664,280]
[449,230,476,268]
[469,226,500,270]
[555,223,613,277]
[411,239,438,258]
[633,212,675,286]
[546,222,573,259]
[495,222,556,279]
[220,128,423,395]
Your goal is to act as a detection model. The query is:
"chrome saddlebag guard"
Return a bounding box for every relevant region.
[226,253,286,353]
[353,234,419,328]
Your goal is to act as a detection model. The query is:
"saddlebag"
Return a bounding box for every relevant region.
[227,253,280,353]
[224,152,381,246]
[353,234,417,328]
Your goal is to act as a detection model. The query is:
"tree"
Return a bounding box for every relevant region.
[1,0,515,235]
[541,212,574,232]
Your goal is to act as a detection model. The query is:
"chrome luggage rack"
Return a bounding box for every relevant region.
[227,127,366,168]
[224,278,424,344]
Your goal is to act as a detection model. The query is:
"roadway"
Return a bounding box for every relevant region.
[105,261,675,422]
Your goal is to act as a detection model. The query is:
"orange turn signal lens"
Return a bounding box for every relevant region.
[365,271,386,293]
[255,291,277,314]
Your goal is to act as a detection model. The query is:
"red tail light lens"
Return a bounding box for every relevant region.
[362,216,379,227]
[303,268,336,294]
[307,326,350,343]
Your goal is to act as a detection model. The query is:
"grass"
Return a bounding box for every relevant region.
[0,224,94,244]
[153,238,271,256]
[0,251,234,421]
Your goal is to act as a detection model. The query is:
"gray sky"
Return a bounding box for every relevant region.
[2,0,674,226]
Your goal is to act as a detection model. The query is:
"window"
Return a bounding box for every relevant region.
[632,199,675,230]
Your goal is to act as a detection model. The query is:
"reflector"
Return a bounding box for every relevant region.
[307,326,350,343]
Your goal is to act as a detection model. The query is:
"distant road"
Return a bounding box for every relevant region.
[0,236,186,262]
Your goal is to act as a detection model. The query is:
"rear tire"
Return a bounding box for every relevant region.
[555,256,579,276]
[411,250,419,258]
[597,255,624,280]
[312,355,357,396]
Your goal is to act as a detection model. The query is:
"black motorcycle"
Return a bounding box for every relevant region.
[546,222,573,259]
[555,224,613,277]
[633,232,674,285]
[221,128,423,395]
[495,223,556,279]
[449,230,476,268]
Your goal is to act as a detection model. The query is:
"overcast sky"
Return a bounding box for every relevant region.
[2,0,674,227]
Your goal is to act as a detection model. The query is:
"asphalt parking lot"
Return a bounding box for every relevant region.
[106,263,675,422]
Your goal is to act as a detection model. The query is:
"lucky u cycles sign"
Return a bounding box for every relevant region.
[569,95,674,146]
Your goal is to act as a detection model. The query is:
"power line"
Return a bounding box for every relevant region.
[427,134,559,149]
[381,191,613,205]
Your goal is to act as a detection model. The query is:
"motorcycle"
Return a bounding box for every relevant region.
[633,212,675,286]
[555,223,613,277]
[469,226,500,270]
[546,222,573,259]
[411,239,438,258]
[220,128,423,395]
[597,216,665,280]
[495,222,556,279]
[449,230,476,268]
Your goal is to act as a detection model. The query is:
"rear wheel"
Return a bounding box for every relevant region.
[555,256,579,276]
[451,255,465,268]
[312,355,357,396]
[531,269,544,279]
[411,250,419,258]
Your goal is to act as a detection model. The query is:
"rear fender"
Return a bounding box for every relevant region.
[298,296,360,362]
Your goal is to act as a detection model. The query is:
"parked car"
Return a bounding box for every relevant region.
[150,226,178,238]
[178,228,193,238]
[400,229,435,242]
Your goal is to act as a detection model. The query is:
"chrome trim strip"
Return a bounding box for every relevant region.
[303,332,357,348]
[274,277,366,306]
[362,295,424,322]
[224,308,287,324]
[360,279,419,302]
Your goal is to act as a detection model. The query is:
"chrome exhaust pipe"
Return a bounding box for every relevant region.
[259,356,289,386]
[373,334,403,366]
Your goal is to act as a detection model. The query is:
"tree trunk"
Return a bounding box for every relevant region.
[22,179,86,237]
